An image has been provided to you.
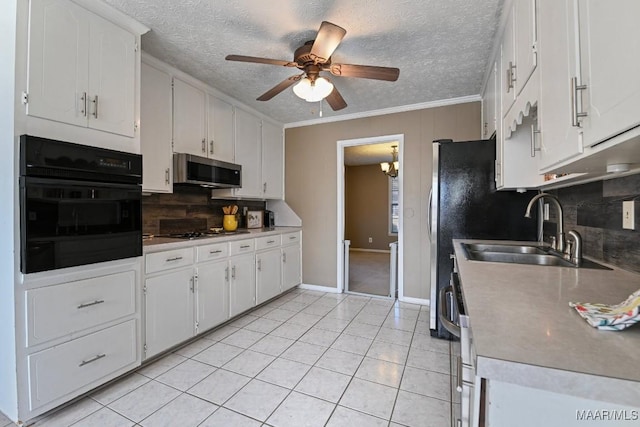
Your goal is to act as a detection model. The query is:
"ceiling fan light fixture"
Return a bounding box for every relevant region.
[293,77,334,102]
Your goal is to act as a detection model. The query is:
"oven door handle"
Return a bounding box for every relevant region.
[439,285,461,337]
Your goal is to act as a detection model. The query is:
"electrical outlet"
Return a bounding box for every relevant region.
[368,237,373,243]
[623,201,635,230]
[543,203,550,221]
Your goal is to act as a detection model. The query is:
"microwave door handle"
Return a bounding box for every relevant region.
[439,286,461,337]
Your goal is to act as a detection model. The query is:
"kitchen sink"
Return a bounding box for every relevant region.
[461,243,611,270]
[463,243,549,255]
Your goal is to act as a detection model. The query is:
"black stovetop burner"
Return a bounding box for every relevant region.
[161,230,250,240]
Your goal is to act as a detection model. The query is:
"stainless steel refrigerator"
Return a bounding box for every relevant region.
[428,138,538,339]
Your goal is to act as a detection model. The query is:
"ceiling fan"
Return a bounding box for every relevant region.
[226,21,400,111]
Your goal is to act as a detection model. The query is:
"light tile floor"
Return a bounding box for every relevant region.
[9,289,451,427]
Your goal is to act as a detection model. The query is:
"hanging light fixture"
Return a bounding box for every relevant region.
[293,76,334,102]
[381,145,399,178]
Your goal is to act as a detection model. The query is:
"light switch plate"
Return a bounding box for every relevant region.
[623,201,635,230]
[543,203,550,221]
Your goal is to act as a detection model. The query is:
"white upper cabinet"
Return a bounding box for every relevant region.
[514,0,538,94]
[141,61,173,193]
[87,14,135,136]
[27,0,136,137]
[27,0,89,128]
[538,0,583,170]
[172,77,207,156]
[261,121,284,199]
[482,61,498,139]
[576,0,640,148]
[501,6,517,117]
[207,95,235,163]
[234,108,262,198]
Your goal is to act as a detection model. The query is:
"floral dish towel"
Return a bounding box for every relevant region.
[569,289,640,331]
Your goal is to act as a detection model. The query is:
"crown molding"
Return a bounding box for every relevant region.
[284,94,481,129]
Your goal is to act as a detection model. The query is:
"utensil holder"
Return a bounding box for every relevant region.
[223,214,238,231]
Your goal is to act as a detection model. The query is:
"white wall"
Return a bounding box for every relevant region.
[0,0,18,420]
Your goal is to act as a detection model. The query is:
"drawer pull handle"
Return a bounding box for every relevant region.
[79,353,106,367]
[289,236,296,240]
[267,240,275,244]
[166,256,183,262]
[77,300,105,309]
[240,245,250,249]
[209,249,223,254]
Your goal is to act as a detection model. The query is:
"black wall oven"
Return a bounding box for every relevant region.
[20,135,142,274]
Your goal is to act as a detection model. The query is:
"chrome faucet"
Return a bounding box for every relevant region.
[524,192,565,253]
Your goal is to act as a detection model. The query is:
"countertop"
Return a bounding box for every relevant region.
[453,239,640,407]
[143,227,302,253]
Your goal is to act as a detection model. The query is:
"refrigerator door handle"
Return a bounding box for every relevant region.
[427,188,433,241]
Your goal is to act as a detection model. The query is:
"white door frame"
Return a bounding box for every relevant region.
[336,134,404,299]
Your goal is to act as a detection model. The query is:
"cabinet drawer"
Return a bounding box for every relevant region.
[282,231,301,245]
[256,235,281,251]
[229,239,255,256]
[28,319,137,411]
[197,241,229,262]
[146,247,194,274]
[26,271,136,347]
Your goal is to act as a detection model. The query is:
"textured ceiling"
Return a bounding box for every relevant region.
[344,142,399,166]
[104,0,503,125]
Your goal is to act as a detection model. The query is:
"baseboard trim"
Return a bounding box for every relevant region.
[349,248,391,254]
[297,283,342,293]
[399,296,430,306]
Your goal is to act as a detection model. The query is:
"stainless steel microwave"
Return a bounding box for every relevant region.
[173,153,242,188]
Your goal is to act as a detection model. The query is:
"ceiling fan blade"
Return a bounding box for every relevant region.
[257,74,304,101]
[325,86,347,111]
[310,21,347,63]
[226,54,298,68]
[326,63,400,81]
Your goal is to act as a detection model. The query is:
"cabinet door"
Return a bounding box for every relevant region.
[234,108,262,198]
[141,61,173,192]
[538,0,583,169]
[261,121,284,199]
[229,253,256,317]
[256,249,282,305]
[144,268,194,358]
[173,78,206,156]
[207,95,234,162]
[27,0,89,127]
[514,0,538,94]
[196,260,229,333]
[483,62,498,138]
[282,244,301,291]
[578,0,640,147]
[87,13,136,137]
[501,6,517,116]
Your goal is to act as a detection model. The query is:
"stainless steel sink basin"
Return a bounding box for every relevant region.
[463,243,549,255]
[461,243,611,270]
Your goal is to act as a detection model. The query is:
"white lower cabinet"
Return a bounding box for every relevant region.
[27,319,137,411]
[196,259,230,333]
[229,253,256,317]
[256,248,282,305]
[144,267,194,359]
[142,231,301,359]
[282,243,302,291]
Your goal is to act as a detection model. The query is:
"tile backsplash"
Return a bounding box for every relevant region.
[544,174,640,273]
[142,186,265,235]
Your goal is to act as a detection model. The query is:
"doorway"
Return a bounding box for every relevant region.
[337,135,404,299]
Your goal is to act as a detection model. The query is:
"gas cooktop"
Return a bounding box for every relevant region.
[160,230,251,240]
